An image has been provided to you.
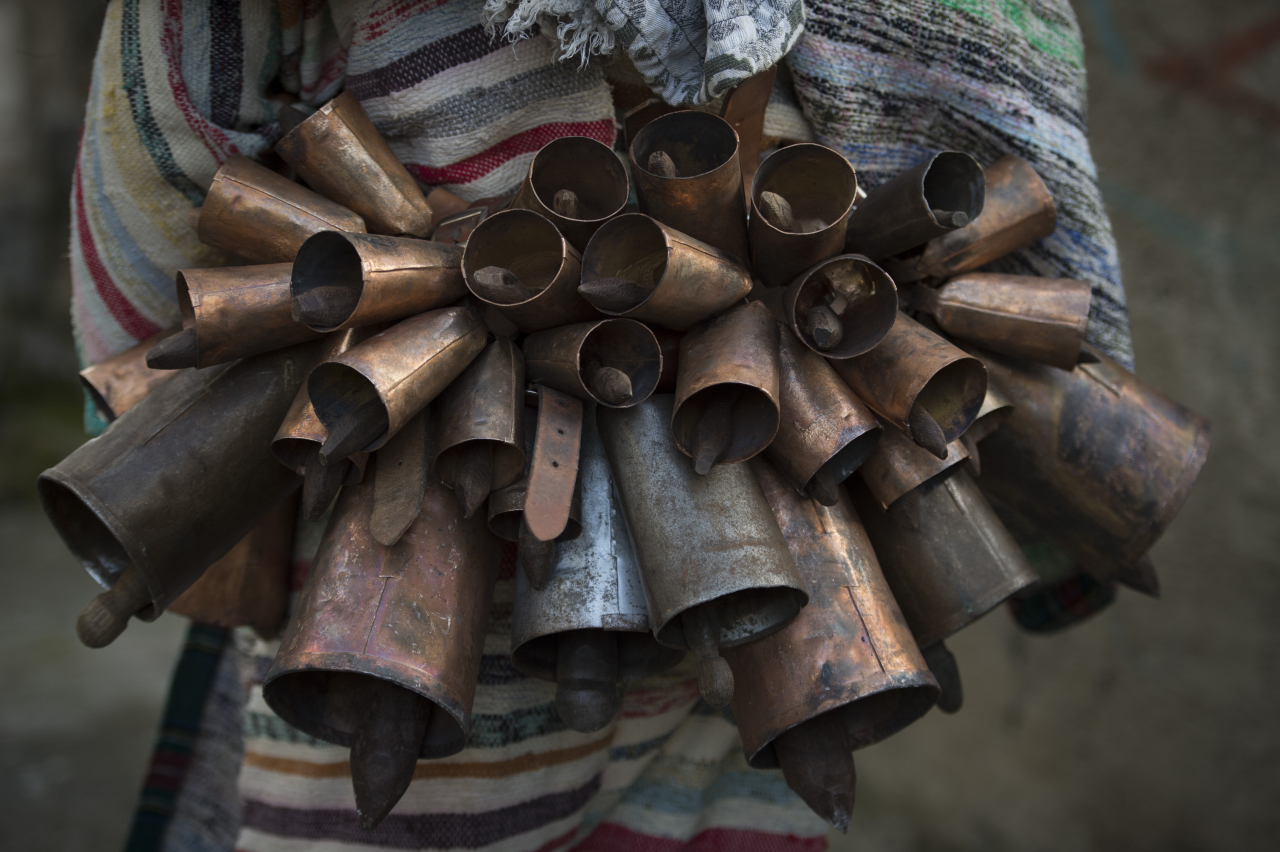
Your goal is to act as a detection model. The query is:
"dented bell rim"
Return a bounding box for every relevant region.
[524,136,630,224]
[750,143,859,237]
[630,110,739,181]
[462,209,575,308]
[785,254,899,359]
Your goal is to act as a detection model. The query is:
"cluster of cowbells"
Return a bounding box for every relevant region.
[41,77,1211,834]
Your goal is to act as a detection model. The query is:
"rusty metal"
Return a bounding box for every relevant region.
[720,65,777,199]
[916,273,1091,370]
[749,144,859,289]
[175,263,324,367]
[168,493,297,639]
[509,136,629,252]
[308,306,488,455]
[784,254,898,359]
[523,386,584,543]
[580,213,752,331]
[274,90,436,237]
[263,466,500,758]
[764,329,881,502]
[370,410,428,546]
[430,339,527,504]
[511,409,684,726]
[461,208,599,332]
[672,301,780,468]
[725,458,937,768]
[629,111,750,262]
[523,319,662,408]
[973,344,1212,585]
[829,312,987,444]
[197,154,366,263]
[883,154,1057,283]
[850,467,1038,649]
[79,328,179,422]
[291,232,466,332]
[39,343,319,630]
[858,424,969,511]
[843,151,984,262]
[598,395,808,651]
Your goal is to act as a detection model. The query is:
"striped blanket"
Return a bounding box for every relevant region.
[70,1,1130,850]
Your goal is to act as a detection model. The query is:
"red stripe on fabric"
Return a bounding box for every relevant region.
[620,679,701,719]
[357,0,451,44]
[72,161,162,341]
[579,824,828,852]
[533,827,580,852]
[405,121,616,186]
[159,0,236,162]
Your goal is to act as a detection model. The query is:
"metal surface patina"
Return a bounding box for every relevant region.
[509,136,630,252]
[523,319,662,409]
[784,254,898,359]
[749,143,859,289]
[858,424,970,511]
[844,151,984,262]
[79,328,179,422]
[274,91,436,238]
[917,273,1092,370]
[197,154,366,263]
[630,111,750,263]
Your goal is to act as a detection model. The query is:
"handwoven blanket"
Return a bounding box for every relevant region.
[70,1,1132,850]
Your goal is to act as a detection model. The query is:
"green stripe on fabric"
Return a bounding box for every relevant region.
[934,0,1084,66]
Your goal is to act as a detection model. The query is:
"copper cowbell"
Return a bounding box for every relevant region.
[79,328,179,422]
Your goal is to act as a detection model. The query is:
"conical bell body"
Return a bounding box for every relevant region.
[197,154,366,263]
[629,111,750,262]
[726,458,938,775]
[263,466,500,826]
[858,424,970,512]
[973,344,1211,590]
[749,143,859,288]
[523,319,662,409]
[462,209,600,332]
[39,343,320,644]
[291,232,466,332]
[511,405,684,732]
[916,273,1091,370]
[509,136,629,252]
[580,214,752,330]
[883,154,1056,283]
[783,254,898,359]
[843,151,984,262]
[79,328,179,422]
[598,395,808,708]
[275,91,437,238]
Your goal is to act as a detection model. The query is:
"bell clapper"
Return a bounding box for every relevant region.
[805,304,844,351]
[682,603,733,708]
[691,387,740,475]
[907,403,949,460]
[76,565,151,648]
[577,277,653,313]
[552,189,581,219]
[931,209,970,229]
[454,442,493,519]
[555,630,622,733]
[759,190,798,233]
[922,641,963,713]
[145,328,199,370]
[1115,553,1162,598]
[302,447,349,520]
[806,466,841,507]
[580,352,633,406]
[774,711,856,833]
[320,400,386,464]
[647,150,678,178]
[292,285,359,328]
[519,518,557,589]
[350,678,432,830]
[472,266,536,305]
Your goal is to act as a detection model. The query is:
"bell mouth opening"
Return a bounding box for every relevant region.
[174,271,198,329]
[307,362,390,452]
[291,231,363,331]
[789,255,898,359]
[752,144,858,236]
[578,320,662,409]
[580,215,669,315]
[263,670,465,759]
[632,111,738,180]
[436,438,526,495]
[37,474,137,594]
[673,382,779,466]
[514,629,686,684]
[915,359,988,444]
[270,437,319,475]
[658,586,807,650]
[530,137,629,223]
[923,152,985,225]
[463,210,568,306]
[814,427,883,490]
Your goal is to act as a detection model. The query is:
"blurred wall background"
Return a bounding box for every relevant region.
[0,0,1276,850]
